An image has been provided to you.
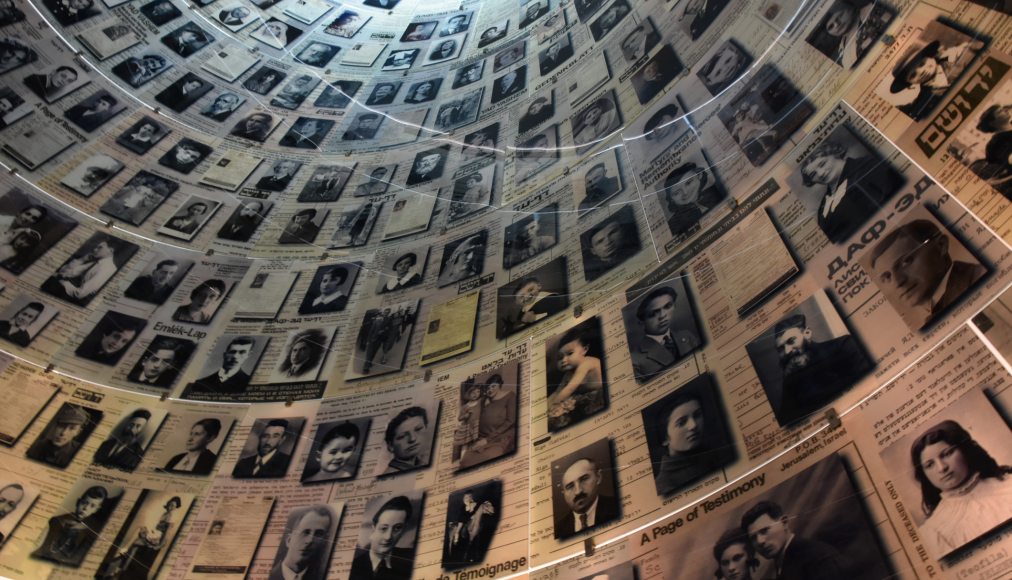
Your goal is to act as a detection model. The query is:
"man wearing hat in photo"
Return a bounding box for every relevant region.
[888,37,984,119]
[628,285,700,382]
[26,404,96,468]
[342,113,382,141]
[93,409,152,471]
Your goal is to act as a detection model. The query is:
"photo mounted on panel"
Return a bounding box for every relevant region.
[299,262,362,315]
[438,230,488,288]
[31,479,123,567]
[231,416,306,478]
[550,437,620,540]
[92,406,167,472]
[377,400,440,475]
[127,334,198,389]
[433,88,483,132]
[477,19,508,48]
[299,165,354,202]
[544,316,608,433]
[515,124,560,184]
[349,491,425,578]
[330,201,382,249]
[621,274,702,384]
[184,334,270,399]
[376,248,428,294]
[573,148,625,215]
[345,298,419,380]
[442,479,502,570]
[153,412,235,475]
[25,402,103,470]
[217,199,273,242]
[40,232,138,307]
[123,253,193,306]
[580,204,641,281]
[503,204,558,269]
[453,360,520,471]
[170,276,231,324]
[495,256,569,339]
[0,189,78,275]
[94,490,194,579]
[302,417,371,482]
[448,163,496,222]
[269,326,336,383]
[0,294,60,348]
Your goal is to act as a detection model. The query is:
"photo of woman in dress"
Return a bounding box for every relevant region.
[453,367,518,470]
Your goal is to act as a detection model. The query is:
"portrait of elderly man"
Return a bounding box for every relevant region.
[741,500,845,580]
[0,300,46,347]
[93,409,154,471]
[233,418,299,478]
[349,495,418,579]
[296,42,338,68]
[26,403,101,469]
[382,405,436,474]
[552,440,620,540]
[624,281,701,383]
[127,336,194,388]
[161,417,222,475]
[201,92,244,122]
[274,328,329,380]
[189,336,259,395]
[406,146,449,185]
[861,216,988,331]
[217,200,269,242]
[746,294,871,426]
[269,506,336,580]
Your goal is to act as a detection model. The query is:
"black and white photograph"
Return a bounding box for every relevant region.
[578,562,637,580]
[461,123,499,160]
[127,335,197,388]
[124,254,192,305]
[325,10,368,38]
[382,48,419,71]
[349,492,424,579]
[449,164,495,222]
[401,21,437,42]
[299,262,362,314]
[696,39,752,96]
[23,63,90,104]
[302,417,371,482]
[352,165,395,197]
[424,36,464,65]
[93,406,166,471]
[947,89,1012,199]
[41,233,138,307]
[185,334,269,398]
[42,0,101,26]
[342,111,384,141]
[115,116,171,154]
[574,0,604,22]
[315,80,361,109]
[492,41,525,72]
[519,0,548,27]
[880,389,1012,559]
[63,89,126,132]
[570,92,623,154]
[588,0,630,41]
[377,249,427,294]
[278,208,327,244]
[365,81,401,107]
[0,477,37,549]
[619,20,660,62]
[100,170,178,226]
[544,317,607,433]
[229,111,279,142]
[654,142,726,238]
[1,120,77,170]
[858,208,989,332]
[242,66,286,95]
[453,362,519,470]
[231,416,306,478]
[269,326,336,383]
[574,149,624,214]
[0,1,25,26]
[535,7,566,41]
[640,373,735,497]
[550,438,619,540]
[406,145,450,186]
[745,292,873,426]
[807,0,894,68]
[295,41,339,68]
[271,74,321,109]
[621,276,702,383]
[161,21,213,57]
[251,18,303,50]
[171,277,231,324]
[158,138,213,175]
[404,78,441,104]
[216,4,256,30]
[111,52,172,88]
[716,64,815,166]
[503,205,557,269]
[495,257,569,339]
[452,61,485,89]
[0,189,78,275]
[75,310,145,366]
[60,153,123,197]
[345,299,418,379]
[298,165,353,202]
[0,86,31,130]
[154,413,232,475]
[477,20,508,48]
[154,72,213,113]
[279,117,335,149]
[673,0,730,40]
[376,401,439,475]
[0,295,59,348]
[437,231,487,287]
[31,479,123,567]
[253,159,302,192]
[491,66,526,104]
[94,490,194,580]
[441,12,471,35]
[330,201,382,248]
[515,125,560,183]
[382,191,437,240]
[266,504,342,580]
[787,122,905,244]
[518,91,554,134]
[434,88,483,131]
[217,200,272,243]
[580,205,641,281]
[631,45,683,105]
[140,0,181,25]
[538,34,573,76]
[25,402,103,469]
[442,480,502,570]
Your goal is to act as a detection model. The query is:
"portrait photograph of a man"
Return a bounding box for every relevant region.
[621,276,702,383]
[0,478,37,547]
[25,402,103,469]
[858,208,989,332]
[124,254,193,305]
[267,504,342,580]
[551,438,620,540]
[0,295,58,348]
[495,257,569,339]
[406,145,450,186]
[92,407,165,471]
[184,334,270,398]
[232,416,305,478]
[0,190,78,275]
[349,492,424,579]
[442,480,501,570]
[269,326,335,383]
[579,205,642,282]
[745,292,872,426]
[126,335,197,388]
[377,402,439,475]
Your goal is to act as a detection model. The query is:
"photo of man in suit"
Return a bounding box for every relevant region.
[26,403,101,469]
[406,147,448,185]
[741,501,844,580]
[23,65,81,103]
[625,283,701,383]
[93,409,152,471]
[269,506,335,580]
[161,418,222,475]
[217,201,269,242]
[491,67,526,103]
[538,36,573,75]
[678,0,730,40]
[0,482,25,545]
[349,495,417,579]
[189,336,257,395]
[552,446,620,540]
[0,301,45,347]
[124,259,183,305]
[233,419,295,478]
[127,336,194,388]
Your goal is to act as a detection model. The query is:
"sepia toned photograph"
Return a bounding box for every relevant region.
[155,413,233,475]
[185,334,270,398]
[101,170,178,226]
[806,0,893,69]
[503,205,557,269]
[0,477,37,549]
[378,401,440,475]
[0,189,78,275]
[232,416,306,478]
[551,438,619,540]
[330,201,382,248]
[345,299,418,379]
[0,295,59,348]
[25,402,103,469]
[401,21,436,42]
[453,363,519,470]
[442,480,502,570]
[496,256,569,339]
[655,143,727,238]
[266,504,342,580]
[438,230,487,287]
[278,208,327,245]
[302,417,371,482]
[31,479,123,567]
[269,326,336,382]
[41,233,138,307]
[947,88,1012,199]
[622,275,702,383]
[95,490,194,579]
[349,492,424,578]
[127,334,197,388]
[545,317,607,432]
[93,406,166,471]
